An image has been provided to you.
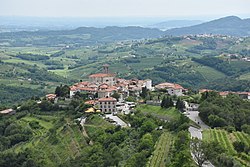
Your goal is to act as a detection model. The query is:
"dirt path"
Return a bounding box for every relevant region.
[80,118,94,145]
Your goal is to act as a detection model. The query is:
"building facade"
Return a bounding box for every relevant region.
[98,97,117,113]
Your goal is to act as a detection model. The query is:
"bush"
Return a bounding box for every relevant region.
[29,121,41,129]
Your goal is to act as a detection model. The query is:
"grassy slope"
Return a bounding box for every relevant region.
[84,115,114,137]
[239,72,250,80]
[190,61,227,81]
[195,65,226,81]
[136,104,181,121]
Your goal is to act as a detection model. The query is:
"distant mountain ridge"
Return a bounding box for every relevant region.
[1,16,250,47]
[148,20,203,30]
[164,16,250,36]
[0,26,164,46]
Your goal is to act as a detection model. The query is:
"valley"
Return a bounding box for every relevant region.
[0,15,250,167]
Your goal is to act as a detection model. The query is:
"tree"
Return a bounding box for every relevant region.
[191,138,209,167]
[138,133,154,152]
[111,92,120,101]
[55,85,70,97]
[191,138,225,167]
[233,141,248,153]
[140,87,148,99]
[161,96,174,108]
[241,124,250,135]
[38,100,54,111]
[126,96,136,102]
[161,96,166,108]
[208,115,227,128]
[140,120,156,134]
[55,86,61,96]
[166,96,174,108]
[176,98,185,112]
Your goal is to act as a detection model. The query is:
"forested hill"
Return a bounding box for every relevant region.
[1,16,250,47]
[0,26,164,47]
[165,16,250,36]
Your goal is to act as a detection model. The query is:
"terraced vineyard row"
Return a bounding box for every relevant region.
[11,115,88,166]
[233,132,250,147]
[203,129,250,166]
[147,132,173,167]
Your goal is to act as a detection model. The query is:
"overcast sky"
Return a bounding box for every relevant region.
[1,0,250,18]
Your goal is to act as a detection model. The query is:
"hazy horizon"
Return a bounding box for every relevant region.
[1,0,250,30]
[1,0,250,18]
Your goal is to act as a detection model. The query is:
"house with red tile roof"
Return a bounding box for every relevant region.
[155,82,186,96]
[98,97,117,113]
[237,92,250,100]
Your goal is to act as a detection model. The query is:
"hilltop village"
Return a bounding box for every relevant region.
[1,64,249,116]
[68,64,187,114]
[66,64,250,115]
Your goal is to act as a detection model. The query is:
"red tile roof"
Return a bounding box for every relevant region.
[70,86,78,91]
[89,73,115,78]
[199,89,213,93]
[0,109,14,114]
[85,100,97,105]
[219,91,230,96]
[79,87,96,91]
[237,92,250,95]
[75,81,89,86]
[155,82,184,90]
[99,84,109,89]
[98,97,117,102]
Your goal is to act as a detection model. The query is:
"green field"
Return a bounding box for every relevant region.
[239,72,250,80]
[195,65,226,81]
[203,129,250,166]
[136,104,181,121]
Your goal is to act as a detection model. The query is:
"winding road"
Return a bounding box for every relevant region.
[186,110,215,167]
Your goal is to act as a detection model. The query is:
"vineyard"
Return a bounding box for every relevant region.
[147,132,173,167]
[203,129,250,166]
[10,114,88,166]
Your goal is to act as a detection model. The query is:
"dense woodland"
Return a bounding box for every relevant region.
[199,92,250,133]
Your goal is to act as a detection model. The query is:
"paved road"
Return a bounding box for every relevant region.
[106,114,128,127]
[186,110,214,167]
[189,126,202,139]
[186,110,210,130]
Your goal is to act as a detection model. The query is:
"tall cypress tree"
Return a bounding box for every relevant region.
[169,96,174,107]
[176,98,185,112]
[161,96,166,108]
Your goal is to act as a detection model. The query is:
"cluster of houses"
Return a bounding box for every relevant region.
[220,53,250,62]
[199,89,250,100]
[69,64,187,114]
[2,64,249,116]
